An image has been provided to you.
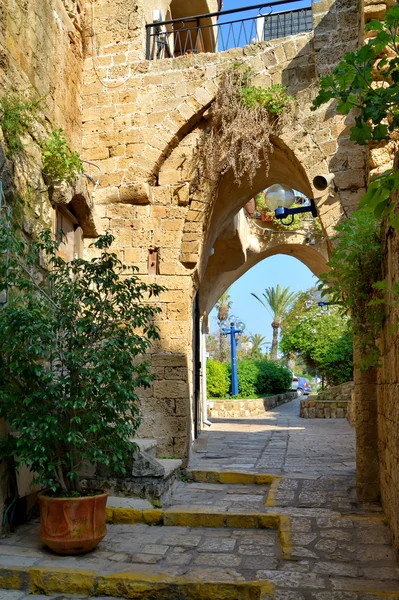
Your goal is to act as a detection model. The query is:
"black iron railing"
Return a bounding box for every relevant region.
[146,1,313,60]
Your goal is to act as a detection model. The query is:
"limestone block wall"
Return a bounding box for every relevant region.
[82,0,363,460]
[377,205,399,550]
[1,0,86,146]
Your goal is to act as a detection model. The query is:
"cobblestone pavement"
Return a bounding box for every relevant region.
[2,398,399,599]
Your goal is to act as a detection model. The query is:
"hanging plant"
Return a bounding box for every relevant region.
[196,63,292,186]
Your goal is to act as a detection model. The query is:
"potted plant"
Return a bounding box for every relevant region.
[0,221,163,555]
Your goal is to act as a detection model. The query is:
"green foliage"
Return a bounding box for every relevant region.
[320,209,383,370]
[0,93,39,156]
[0,219,164,495]
[255,360,292,395]
[251,284,299,359]
[207,357,290,398]
[239,83,290,115]
[42,128,84,184]
[249,333,268,359]
[234,360,259,397]
[312,5,399,226]
[227,359,291,397]
[206,359,229,398]
[280,298,353,385]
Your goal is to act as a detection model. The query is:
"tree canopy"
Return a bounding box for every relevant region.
[280,291,353,386]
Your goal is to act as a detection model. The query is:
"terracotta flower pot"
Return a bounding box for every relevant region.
[261,210,274,222]
[38,490,108,555]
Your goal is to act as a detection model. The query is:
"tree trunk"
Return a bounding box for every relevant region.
[271,322,279,360]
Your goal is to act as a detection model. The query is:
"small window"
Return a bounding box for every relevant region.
[55,206,83,262]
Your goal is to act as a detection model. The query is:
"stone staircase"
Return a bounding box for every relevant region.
[86,438,182,503]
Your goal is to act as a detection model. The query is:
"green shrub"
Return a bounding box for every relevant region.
[42,128,84,183]
[255,360,292,395]
[206,359,229,398]
[235,361,259,398]
[0,93,39,156]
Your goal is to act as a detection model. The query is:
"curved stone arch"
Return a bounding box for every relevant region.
[148,37,321,181]
[200,220,329,318]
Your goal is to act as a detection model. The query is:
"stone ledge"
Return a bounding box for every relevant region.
[300,398,351,418]
[0,565,274,599]
[208,391,298,418]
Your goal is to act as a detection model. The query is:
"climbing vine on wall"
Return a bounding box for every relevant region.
[197,63,292,186]
[0,94,40,157]
[0,92,83,184]
[320,209,384,370]
[312,5,399,228]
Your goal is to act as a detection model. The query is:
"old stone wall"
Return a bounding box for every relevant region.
[1,0,86,146]
[208,392,298,419]
[82,0,363,460]
[377,203,399,550]
[300,382,354,419]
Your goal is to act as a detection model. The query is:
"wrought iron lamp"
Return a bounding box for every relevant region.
[264,184,317,226]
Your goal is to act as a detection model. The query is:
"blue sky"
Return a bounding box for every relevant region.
[209,256,317,342]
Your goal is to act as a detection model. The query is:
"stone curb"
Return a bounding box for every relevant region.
[106,507,292,559]
[186,469,284,507]
[0,566,274,598]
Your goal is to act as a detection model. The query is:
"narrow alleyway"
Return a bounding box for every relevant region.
[1,399,399,599]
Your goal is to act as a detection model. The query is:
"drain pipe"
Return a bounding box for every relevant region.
[201,319,212,427]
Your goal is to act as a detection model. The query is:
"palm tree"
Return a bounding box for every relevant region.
[251,284,299,360]
[249,333,268,359]
[215,290,232,362]
[216,290,232,324]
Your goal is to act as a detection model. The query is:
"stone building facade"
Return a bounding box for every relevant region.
[2,0,399,550]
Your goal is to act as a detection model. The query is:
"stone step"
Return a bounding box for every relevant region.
[157,458,182,478]
[131,438,158,458]
[87,450,182,503]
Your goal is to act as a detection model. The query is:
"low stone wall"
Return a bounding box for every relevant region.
[300,399,350,418]
[208,392,298,418]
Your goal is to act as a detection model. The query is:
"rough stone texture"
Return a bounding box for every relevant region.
[377,186,399,552]
[3,399,399,598]
[300,383,354,419]
[208,392,298,418]
[300,400,351,419]
[79,0,362,463]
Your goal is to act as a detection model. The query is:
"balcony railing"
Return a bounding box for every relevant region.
[146,1,313,60]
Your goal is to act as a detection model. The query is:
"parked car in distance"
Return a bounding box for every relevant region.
[291,375,299,392]
[297,377,312,396]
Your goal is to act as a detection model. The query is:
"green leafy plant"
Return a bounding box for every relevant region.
[318,210,383,370]
[251,284,299,359]
[42,128,84,184]
[196,63,292,186]
[280,295,353,385]
[254,360,292,395]
[312,5,399,226]
[0,93,39,156]
[206,359,229,398]
[239,83,291,115]
[0,220,164,495]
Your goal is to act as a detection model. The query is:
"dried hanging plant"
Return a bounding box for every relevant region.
[196,64,292,187]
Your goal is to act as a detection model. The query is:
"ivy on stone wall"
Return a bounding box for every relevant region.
[320,209,384,370]
[0,92,83,185]
[312,5,399,228]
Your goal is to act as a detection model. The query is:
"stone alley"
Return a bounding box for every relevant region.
[1,398,399,599]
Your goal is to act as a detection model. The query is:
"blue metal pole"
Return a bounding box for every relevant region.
[230,325,239,396]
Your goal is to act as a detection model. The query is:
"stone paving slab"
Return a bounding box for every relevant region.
[2,399,399,598]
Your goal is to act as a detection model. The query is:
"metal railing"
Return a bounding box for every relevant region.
[146,1,313,60]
